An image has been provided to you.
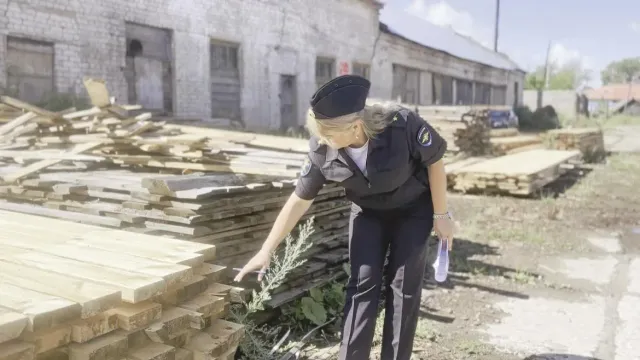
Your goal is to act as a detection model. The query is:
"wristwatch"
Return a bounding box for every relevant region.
[433,212,452,220]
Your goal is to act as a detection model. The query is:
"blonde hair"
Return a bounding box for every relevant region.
[306,103,400,143]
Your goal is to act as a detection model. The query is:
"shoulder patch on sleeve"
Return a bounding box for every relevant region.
[300,156,312,177]
[417,125,433,147]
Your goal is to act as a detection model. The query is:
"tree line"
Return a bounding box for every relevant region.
[525,56,640,90]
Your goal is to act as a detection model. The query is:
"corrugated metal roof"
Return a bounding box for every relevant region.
[379,5,523,72]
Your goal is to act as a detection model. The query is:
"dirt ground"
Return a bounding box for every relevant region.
[296,151,640,360]
[393,152,640,360]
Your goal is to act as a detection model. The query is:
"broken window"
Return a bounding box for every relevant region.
[352,63,371,80]
[316,58,335,89]
[6,37,55,104]
[455,79,473,105]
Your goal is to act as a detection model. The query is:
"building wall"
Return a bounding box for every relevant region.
[0,0,525,129]
[0,0,379,129]
[371,32,524,107]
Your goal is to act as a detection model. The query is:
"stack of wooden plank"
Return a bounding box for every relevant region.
[0,210,244,360]
[0,80,350,308]
[490,134,544,156]
[449,149,582,195]
[453,110,492,155]
[546,128,606,162]
[0,170,350,307]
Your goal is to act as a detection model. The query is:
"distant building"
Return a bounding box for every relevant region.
[0,0,526,130]
[583,84,640,116]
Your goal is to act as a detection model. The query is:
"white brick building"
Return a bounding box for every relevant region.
[0,0,525,130]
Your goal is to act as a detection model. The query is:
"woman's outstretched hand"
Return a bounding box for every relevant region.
[233,249,272,282]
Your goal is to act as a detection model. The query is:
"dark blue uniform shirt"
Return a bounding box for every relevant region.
[295,108,447,210]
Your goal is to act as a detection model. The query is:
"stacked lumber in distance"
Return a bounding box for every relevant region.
[452,110,545,156]
[0,210,243,360]
[449,149,582,195]
[546,127,605,162]
[453,110,492,155]
[0,79,349,309]
[490,134,544,156]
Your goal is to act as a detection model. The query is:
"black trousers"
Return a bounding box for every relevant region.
[338,194,433,360]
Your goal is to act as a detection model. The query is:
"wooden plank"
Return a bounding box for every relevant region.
[0,251,165,304]
[0,96,58,118]
[454,149,581,175]
[0,112,37,136]
[0,256,122,318]
[0,308,28,343]
[1,142,105,183]
[0,232,193,289]
[0,281,81,332]
[0,210,216,259]
[0,201,123,227]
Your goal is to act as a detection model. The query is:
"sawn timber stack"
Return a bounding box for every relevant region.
[0,85,349,309]
[0,210,243,360]
[449,149,582,195]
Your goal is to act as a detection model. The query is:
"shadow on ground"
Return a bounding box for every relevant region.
[539,166,594,198]
[524,355,603,360]
[419,237,538,324]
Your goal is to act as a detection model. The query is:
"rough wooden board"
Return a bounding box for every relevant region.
[0,341,35,360]
[0,256,122,318]
[1,142,104,183]
[0,112,37,136]
[0,308,28,343]
[0,281,81,332]
[0,210,216,260]
[453,149,582,176]
[0,232,193,289]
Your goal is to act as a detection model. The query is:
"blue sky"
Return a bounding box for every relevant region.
[384,0,640,86]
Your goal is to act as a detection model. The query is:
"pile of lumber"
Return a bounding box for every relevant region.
[452,111,545,156]
[0,79,349,308]
[453,110,492,155]
[546,127,605,162]
[0,210,244,360]
[448,149,582,195]
[0,170,350,308]
[490,134,543,156]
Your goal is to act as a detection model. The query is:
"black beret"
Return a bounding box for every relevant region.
[310,75,371,119]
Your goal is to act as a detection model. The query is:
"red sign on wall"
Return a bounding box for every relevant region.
[339,62,350,75]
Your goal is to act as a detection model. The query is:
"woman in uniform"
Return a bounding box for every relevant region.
[234,75,455,360]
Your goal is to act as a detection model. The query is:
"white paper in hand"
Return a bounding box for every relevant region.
[433,238,449,283]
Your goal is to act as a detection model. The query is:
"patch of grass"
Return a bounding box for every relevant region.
[415,317,439,343]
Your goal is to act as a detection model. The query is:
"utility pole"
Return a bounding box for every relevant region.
[493,0,500,52]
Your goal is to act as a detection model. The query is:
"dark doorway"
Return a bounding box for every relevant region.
[279,75,297,130]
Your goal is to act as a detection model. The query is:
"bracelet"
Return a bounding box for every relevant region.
[433,212,451,220]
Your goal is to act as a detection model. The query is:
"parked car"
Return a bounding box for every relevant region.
[487,109,519,128]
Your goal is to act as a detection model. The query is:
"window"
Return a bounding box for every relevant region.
[491,85,507,105]
[352,63,370,80]
[455,79,473,105]
[6,37,55,104]
[210,40,241,120]
[316,57,335,89]
[392,64,421,104]
[210,41,239,71]
[432,73,453,105]
[474,82,491,105]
